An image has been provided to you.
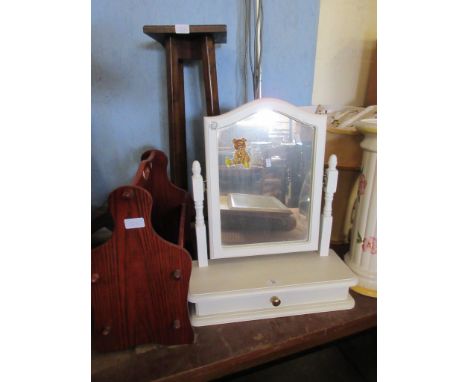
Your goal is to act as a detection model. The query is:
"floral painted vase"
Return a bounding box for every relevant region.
[345,119,377,298]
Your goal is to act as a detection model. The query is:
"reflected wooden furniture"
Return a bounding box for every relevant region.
[91,150,194,352]
[143,24,227,189]
[91,288,376,382]
[324,128,363,244]
[221,207,305,245]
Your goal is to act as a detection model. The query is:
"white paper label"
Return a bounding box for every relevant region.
[124,217,145,229]
[265,158,272,168]
[175,24,190,34]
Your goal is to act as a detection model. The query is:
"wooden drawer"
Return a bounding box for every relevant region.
[193,284,350,316]
[188,251,357,326]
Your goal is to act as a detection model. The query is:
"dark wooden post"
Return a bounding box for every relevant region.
[143,25,227,189]
[201,35,220,116]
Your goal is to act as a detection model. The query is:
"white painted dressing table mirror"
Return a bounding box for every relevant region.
[188,98,357,326]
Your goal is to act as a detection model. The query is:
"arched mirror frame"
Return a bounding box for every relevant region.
[204,98,326,259]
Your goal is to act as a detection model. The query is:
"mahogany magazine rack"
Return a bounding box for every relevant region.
[91,150,194,352]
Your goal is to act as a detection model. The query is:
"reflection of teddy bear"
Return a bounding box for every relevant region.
[231,137,250,168]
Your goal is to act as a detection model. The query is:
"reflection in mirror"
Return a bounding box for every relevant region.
[217,110,315,246]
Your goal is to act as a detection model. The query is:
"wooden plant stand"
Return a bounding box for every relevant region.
[143,24,227,189]
[92,150,194,352]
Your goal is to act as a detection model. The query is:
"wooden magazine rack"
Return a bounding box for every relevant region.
[91,150,194,352]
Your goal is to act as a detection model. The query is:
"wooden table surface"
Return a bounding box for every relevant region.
[91,291,376,382]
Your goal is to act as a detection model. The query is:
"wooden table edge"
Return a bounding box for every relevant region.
[153,313,377,382]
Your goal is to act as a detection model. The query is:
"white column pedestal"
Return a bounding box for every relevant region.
[344,119,377,298]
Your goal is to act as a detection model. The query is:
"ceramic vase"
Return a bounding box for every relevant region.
[344,119,377,298]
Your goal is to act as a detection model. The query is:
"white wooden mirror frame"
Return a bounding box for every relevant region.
[201,98,327,260]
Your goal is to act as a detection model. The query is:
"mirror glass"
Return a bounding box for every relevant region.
[216,110,315,247]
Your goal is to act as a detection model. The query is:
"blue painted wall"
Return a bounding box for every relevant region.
[92,0,320,206]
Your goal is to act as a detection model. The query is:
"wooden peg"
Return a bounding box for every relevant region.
[172,269,182,280]
[122,189,134,199]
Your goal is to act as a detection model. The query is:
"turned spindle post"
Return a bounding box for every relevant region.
[319,155,338,256]
[192,161,208,267]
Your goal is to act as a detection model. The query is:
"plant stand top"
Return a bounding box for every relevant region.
[143,24,227,45]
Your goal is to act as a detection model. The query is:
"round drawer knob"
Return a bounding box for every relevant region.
[270,296,281,307]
